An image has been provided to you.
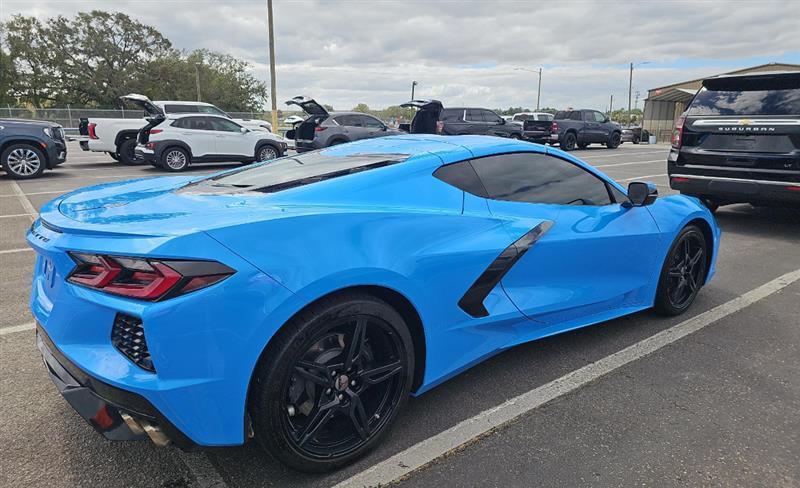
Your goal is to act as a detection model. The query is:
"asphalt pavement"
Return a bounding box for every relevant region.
[1,141,798,488]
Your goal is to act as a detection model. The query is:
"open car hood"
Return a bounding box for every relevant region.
[285,96,329,116]
[119,94,163,117]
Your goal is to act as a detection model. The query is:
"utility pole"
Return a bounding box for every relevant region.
[267,0,279,132]
[411,81,418,100]
[194,63,201,102]
[609,94,613,115]
[627,62,633,127]
[536,67,542,110]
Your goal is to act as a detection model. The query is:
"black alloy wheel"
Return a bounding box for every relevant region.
[561,132,577,151]
[607,131,621,149]
[654,226,707,315]
[250,293,414,472]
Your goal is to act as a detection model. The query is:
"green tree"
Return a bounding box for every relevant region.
[352,103,370,113]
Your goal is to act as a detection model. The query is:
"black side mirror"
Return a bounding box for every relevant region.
[603,117,610,123]
[624,182,658,207]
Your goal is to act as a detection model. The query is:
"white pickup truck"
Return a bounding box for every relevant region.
[78,94,273,165]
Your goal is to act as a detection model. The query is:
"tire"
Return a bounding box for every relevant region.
[606,131,621,149]
[653,225,708,316]
[632,135,640,144]
[1,143,46,179]
[701,198,720,214]
[107,151,120,161]
[561,132,577,151]
[159,147,190,172]
[250,292,415,472]
[116,139,141,165]
[256,144,279,162]
[509,133,521,140]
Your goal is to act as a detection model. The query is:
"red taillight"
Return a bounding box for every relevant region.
[671,177,690,184]
[88,123,98,140]
[67,253,234,301]
[551,121,559,133]
[671,115,685,149]
[149,129,163,135]
[314,126,327,132]
[145,142,156,150]
[786,186,800,192]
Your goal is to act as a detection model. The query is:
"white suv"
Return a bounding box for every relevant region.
[135,114,287,172]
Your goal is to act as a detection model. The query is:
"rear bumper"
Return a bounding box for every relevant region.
[522,131,557,143]
[37,325,195,449]
[669,173,800,205]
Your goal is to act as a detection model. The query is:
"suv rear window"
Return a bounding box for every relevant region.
[188,152,410,193]
[440,109,463,122]
[687,86,800,116]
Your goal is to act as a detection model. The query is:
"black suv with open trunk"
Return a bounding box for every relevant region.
[668,71,800,211]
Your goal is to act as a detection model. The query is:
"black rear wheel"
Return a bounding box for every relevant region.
[250,293,414,472]
[561,132,577,151]
[117,139,141,165]
[607,131,621,149]
[654,225,707,316]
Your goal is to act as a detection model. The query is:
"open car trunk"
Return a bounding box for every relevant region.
[401,100,443,134]
[119,94,166,144]
[285,96,329,142]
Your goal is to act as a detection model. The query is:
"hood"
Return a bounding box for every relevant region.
[1,119,61,129]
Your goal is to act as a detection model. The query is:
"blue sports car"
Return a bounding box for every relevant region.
[28,135,719,471]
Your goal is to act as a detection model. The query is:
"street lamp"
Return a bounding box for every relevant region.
[515,67,542,110]
[411,81,418,100]
[628,61,650,127]
[194,63,201,102]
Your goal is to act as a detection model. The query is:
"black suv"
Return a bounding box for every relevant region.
[669,71,800,211]
[1,119,67,179]
[401,100,523,138]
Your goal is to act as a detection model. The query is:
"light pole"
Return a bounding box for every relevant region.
[267,0,279,133]
[411,81,418,100]
[514,67,542,110]
[628,61,650,127]
[194,63,201,102]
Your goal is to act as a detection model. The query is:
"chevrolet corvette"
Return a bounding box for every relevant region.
[28,135,719,472]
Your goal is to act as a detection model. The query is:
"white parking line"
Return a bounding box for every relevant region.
[0,248,33,254]
[0,322,35,336]
[0,213,32,219]
[0,190,69,197]
[620,173,668,182]
[333,269,800,488]
[594,159,665,168]
[573,150,667,159]
[9,181,37,220]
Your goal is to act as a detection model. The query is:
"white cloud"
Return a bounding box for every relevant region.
[2,0,799,110]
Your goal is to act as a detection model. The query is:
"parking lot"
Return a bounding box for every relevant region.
[1,142,799,487]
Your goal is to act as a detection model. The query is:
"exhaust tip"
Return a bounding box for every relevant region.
[120,412,171,446]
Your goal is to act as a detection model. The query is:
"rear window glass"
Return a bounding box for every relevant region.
[687,87,800,116]
[440,109,463,122]
[188,152,410,193]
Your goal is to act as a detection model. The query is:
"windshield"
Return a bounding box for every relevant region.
[687,86,800,116]
[190,151,410,193]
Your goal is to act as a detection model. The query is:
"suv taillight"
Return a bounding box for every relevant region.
[315,126,327,132]
[148,129,163,135]
[671,116,685,149]
[551,121,559,133]
[67,253,234,301]
[88,123,98,140]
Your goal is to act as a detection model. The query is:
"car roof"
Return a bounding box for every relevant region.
[329,111,379,117]
[154,100,215,107]
[166,113,231,120]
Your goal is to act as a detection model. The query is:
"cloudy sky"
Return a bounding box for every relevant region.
[2,0,800,111]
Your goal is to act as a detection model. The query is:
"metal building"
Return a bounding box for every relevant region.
[642,62,800,143]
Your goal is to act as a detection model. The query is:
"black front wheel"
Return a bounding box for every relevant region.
[250,292,414,472]
[607,131,621,149]
[654,225,707,316]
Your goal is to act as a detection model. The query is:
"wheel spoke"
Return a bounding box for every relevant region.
[347,391,370,440]
[296,398,338,446]
[689,248,703,268]
[361,360,403,386]
[294,360,330,386]
[687,272,698,292]
[344,318,367,370]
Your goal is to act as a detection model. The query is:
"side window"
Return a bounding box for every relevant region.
[609,184,628,204]
[197,105,229,117]
[570,111,583,121]
[433,160,488,197]
[336,115,361,127]
[209,117,243,132]
[182,116,213,131]
[465,109,484,123]
[164,104,199,114]
[440,109,463,122]
[469,152,612,206]
[360,115,384,128]
[171,118,187,129]
[482,110,503,124]
[594,111,607,123]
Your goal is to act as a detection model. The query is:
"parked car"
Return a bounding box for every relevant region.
[29,134,718,472]
[621,126,649,144]
[0,119,67,179]
[132,99,287,172]
[554,109,622,151]
[285,96,403,152]
[78,94,273,165]
[668,70,800,212]
[508,112,557,144]
[400,100,524,139]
